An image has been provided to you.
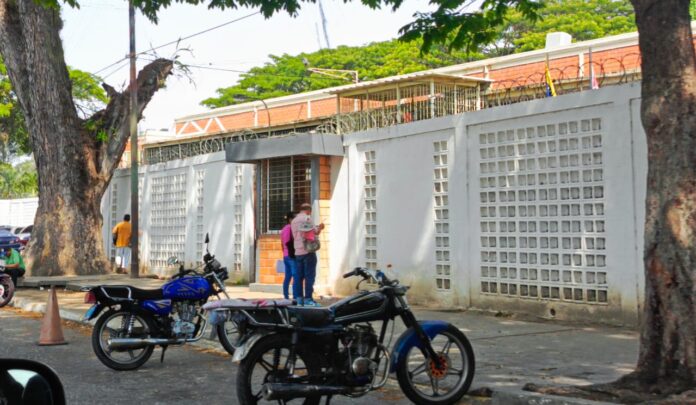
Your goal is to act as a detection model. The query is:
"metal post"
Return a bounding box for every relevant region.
[430,79,436,118]
[335,95,341,135]
[128,0,139,279]
[396,85,401,124]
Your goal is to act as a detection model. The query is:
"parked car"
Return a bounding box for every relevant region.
[0,229,21,251]
[17,225,32,247]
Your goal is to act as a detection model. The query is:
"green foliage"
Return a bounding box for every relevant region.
[69,68,109,117]
[202,40,482,108]
[491,0,636,56]
[0,160,38,198]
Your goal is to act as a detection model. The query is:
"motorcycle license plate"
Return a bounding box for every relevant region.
[84,304,99,320]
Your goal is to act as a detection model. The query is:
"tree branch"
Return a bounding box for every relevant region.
[90,58,173,186]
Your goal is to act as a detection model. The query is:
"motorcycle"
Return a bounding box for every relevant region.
[0,266,15,308]
[224,267,475,405]
[83,234,241,371]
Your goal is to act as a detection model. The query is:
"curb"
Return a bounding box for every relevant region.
[490,390,614,405]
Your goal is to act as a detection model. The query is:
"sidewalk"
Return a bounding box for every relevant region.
[7,279,638,405]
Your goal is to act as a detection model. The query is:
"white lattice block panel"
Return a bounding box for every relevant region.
[478,118,608,304]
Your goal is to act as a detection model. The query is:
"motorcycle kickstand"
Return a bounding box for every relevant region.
[324,395,332,405]
[160,345,168,363]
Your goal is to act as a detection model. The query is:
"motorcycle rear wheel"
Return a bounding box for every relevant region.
[237,334,322,405]
[92,309,156,371]
[0,275,14,308]
[395,324,475,405]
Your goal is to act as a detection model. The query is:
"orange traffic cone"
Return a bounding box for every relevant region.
[38,286,67,346]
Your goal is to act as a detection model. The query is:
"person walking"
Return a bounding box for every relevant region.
[2,247,26,287]
[291,203,324,306]
[112,214,132,274]
[280,212,296,300]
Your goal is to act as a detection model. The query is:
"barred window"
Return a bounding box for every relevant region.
[260,156,312,233]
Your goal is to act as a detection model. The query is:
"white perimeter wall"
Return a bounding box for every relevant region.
[0,198,38,227]
[103,151,255,281]
[331,83,646,325]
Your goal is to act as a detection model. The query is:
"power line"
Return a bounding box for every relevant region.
[91,11,260,77]
[137,11,260,56]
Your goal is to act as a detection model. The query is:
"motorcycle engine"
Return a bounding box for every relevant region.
[342,325,379,381]
[172,302,198,337]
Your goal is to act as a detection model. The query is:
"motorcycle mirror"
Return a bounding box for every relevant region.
[166,256,179,266]
[205,233,210,244]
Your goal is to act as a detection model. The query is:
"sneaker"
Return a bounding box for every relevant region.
[294,298,304,306]
[304,299,321,307]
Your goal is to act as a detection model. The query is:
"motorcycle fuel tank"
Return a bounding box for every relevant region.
[141,299,173,316]
[162,276,212,300]
[331,290,388,324]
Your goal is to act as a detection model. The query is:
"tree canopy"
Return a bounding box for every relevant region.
[201,40,481,108]
[202,0,642,107]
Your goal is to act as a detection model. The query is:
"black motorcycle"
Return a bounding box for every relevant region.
[225,267,475,405]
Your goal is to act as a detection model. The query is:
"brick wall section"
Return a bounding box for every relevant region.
[218,111,255,132]
[258,234,286,285]
[317,157,331,286]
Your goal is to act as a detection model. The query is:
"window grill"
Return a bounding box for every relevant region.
[260,156,312,233]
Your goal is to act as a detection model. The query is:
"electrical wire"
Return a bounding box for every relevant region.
[91,11,260,77]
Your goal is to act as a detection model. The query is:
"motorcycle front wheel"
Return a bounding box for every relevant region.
[216,318,241,355]
[395,324,475,405]
[237,334,322,405]
[0,275,14,307]
[91,309,156,371]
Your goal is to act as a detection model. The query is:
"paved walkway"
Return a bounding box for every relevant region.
[6,280,638,404]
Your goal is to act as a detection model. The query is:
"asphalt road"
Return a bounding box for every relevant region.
[0,308,411,405]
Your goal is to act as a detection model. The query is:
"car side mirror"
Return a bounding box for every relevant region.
[0,359,66,405]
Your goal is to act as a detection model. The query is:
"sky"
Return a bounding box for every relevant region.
[61,0,434,132]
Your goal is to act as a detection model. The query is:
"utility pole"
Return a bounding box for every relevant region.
[129,0,139,278]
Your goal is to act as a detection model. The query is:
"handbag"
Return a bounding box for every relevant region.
[304,239,321,253]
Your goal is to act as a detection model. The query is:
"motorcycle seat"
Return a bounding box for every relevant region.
[289,307,334,327]
[99,285,164,301]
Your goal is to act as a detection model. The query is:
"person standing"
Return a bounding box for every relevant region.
[2,247,26,287]
[112,214,132,274]
[280,212,296,300]
[291,203,324,306]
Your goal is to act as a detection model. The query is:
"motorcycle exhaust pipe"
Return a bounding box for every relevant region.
[107,338,182,350]
[262,383,353,400]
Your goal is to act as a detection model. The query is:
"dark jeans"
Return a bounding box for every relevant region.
[282,256,296,299]
[4,268,25,287]
[293,253,317,301]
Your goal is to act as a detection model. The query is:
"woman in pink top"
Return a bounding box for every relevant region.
[280,212,296,299]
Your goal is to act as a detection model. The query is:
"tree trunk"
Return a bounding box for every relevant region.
[0,0,172,276]
[630,0,696,392]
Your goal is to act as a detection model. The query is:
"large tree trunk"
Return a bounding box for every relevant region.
[629,0,696,392]
[0,0,172,276]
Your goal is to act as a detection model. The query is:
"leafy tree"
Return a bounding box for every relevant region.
[0,0,694,400]
[0,160,37,198]
[490,0,636,55]
[202,40,482,108]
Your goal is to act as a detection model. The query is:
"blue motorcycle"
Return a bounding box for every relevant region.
[228,267,475,404]
[83,234,238,371]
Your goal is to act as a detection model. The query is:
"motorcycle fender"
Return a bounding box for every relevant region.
[389,320,450,373]
[83,304,105,321]
[231,332,272,364]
